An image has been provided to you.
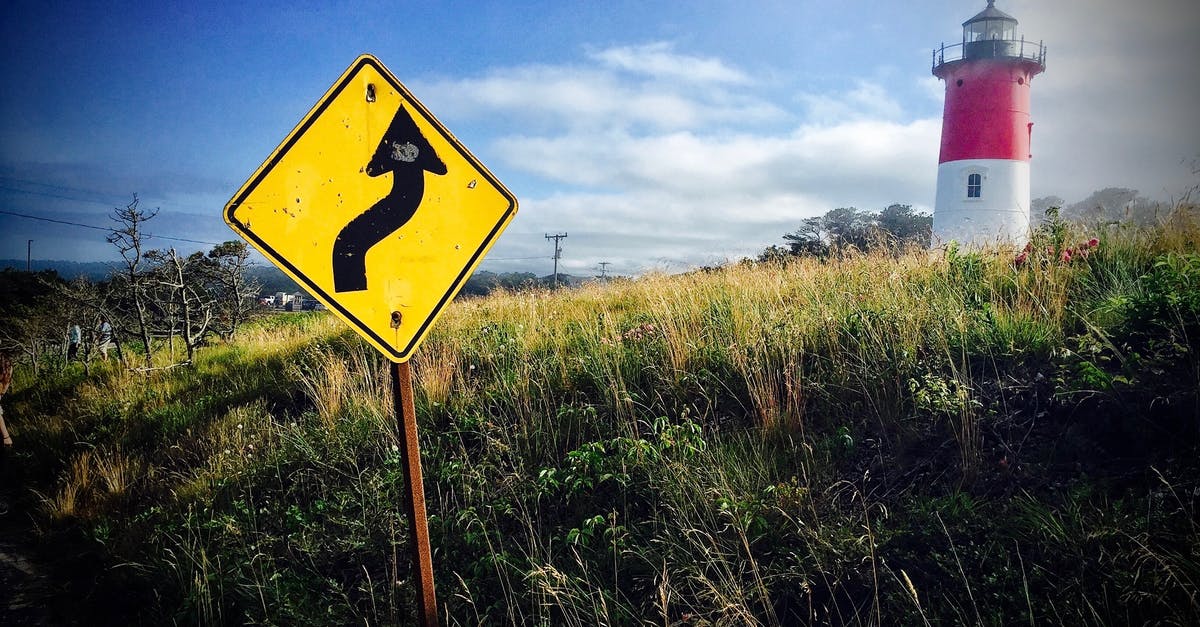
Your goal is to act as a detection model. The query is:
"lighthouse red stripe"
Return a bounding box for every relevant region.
[938,59,1035,163]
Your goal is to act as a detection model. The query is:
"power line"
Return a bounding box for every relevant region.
[0,209,109,233]
[0,209,223,246]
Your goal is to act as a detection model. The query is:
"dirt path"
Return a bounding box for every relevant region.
[0,507,52,625]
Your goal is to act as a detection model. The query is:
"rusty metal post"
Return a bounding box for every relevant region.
[392,361,438,626]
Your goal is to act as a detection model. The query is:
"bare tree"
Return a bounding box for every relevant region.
[147,248,215,364]
[206,241,261,340]
[0,269,72,375]
[107,194,158,367]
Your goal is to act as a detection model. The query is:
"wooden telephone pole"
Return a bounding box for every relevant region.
[545,233,567,288]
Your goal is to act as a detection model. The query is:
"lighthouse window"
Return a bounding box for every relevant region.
[966,20,1012,42]
[967,173,982,198]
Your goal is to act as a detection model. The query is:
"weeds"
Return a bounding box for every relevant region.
[4,207,1199,625]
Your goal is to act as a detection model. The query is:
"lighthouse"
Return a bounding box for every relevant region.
[932,1,1045,247]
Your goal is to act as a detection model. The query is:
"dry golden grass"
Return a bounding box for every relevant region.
[293,342,389,435]
[413,341,458,407]
[95,447,143,497]
[41,481,81,520]
[39,447,144,519]
[233,312,347,359]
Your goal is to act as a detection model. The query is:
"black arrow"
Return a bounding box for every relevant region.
[333,103,447,293]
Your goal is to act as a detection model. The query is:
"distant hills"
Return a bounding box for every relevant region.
[0,259,304,294]
[460,270,589,296]
[1,259,594,298]
[1,259,114,282]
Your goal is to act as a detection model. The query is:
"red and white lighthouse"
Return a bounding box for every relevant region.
[932,1,1045,247]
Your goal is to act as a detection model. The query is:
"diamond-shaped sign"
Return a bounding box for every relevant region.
[225,54,517,362]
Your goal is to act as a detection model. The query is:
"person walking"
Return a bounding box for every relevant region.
[96,318,114,361]
[67,323,82,361]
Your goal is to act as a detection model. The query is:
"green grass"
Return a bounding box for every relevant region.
[5,211,1200,625]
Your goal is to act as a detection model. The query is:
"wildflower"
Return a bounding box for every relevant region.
[1013,251,1028,267]
[1087,237,1099,248]
[237,423,243,430]
[1060,249,1072,263]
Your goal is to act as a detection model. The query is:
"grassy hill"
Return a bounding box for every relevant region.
[4,210,1199,625]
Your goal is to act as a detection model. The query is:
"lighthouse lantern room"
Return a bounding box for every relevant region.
[932,1,1045,247]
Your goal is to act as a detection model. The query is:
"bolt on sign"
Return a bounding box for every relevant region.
[225,54,518,362]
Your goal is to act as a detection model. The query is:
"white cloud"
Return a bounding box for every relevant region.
[485,117,940,272]
[419,43,943,273]
[497,119,938,201]
[588,42,751,85]
[798,80,905,124]
[414,47,786,134]
[919,76,944,103]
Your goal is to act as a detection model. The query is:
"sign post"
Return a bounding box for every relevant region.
[224,54,517,625]
[392,361,436,624]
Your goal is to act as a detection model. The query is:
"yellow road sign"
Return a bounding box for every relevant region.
[225,54,517,362]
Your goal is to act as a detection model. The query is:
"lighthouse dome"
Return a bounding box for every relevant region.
[932,1,1044,74]
[961,1,1031,62]
[964,1,1018,29]
[964,1,1016,43]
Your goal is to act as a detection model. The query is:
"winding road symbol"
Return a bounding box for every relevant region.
[333,104,447,292]
[224,54,516,362]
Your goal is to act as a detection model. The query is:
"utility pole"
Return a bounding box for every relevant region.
[598,261,610,279]
[27,239,32,271]
[545,233,567,288]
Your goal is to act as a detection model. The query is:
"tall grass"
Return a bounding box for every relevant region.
[5,208,1199,625]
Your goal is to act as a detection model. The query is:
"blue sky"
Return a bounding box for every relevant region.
[3,0,1198,276]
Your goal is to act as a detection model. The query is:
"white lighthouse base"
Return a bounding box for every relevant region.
[933,159,1031,249]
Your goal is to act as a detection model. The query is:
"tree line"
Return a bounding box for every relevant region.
[759,203,933,261]
[757,188,1173,262]
[0,195,260,372]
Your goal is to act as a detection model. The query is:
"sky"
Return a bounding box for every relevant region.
[2,0,1198,277]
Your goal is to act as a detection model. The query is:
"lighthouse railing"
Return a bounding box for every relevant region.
[932,38,1046,71]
